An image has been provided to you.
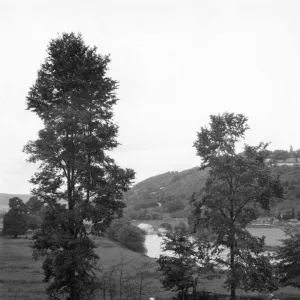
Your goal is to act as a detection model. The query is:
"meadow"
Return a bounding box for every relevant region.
[0,234,169,300]
[1,234,300,300]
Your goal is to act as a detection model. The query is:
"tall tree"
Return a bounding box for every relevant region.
[24,33,135,300]
[191,113,283,300]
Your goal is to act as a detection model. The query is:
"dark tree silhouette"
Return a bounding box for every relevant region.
[24,32,134,300]
[191,113,283,300]
[2,197,28,238]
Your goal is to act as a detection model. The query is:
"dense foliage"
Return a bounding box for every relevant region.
[24,32,134,300]
[268,148,300,161]
[157,226,213,300]
[190,113,283,300]
[107,218,146,252]
[276,228,300,289]
[125,168,208,220]
[2,197,28,237]
[124,160,300,222]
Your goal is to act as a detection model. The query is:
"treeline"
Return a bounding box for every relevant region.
[2,197,148,255]
[268,146,300,161]
[2,196,45,237]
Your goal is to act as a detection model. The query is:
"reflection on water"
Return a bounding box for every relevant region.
[247,227,286,245]
[145,227,286,258]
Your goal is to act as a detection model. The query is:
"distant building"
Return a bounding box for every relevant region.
[265,158,300,166]
[250,217,272,226]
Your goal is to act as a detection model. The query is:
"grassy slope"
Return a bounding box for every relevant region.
[0,236,45,300]
[1,235,300,300]
[0,235,164,300]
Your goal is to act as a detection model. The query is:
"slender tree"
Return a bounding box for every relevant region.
[157,226,213,300]
[276,228,300,289]
[191,113,283,300]
[24,32,134,300]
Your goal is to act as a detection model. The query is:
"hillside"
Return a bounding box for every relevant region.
[0,193,31,207]
[1,164,300,219]
[124,165,300,220]
[124,167,208,219]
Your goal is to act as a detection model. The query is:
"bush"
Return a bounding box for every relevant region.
[2,209,28,237]
[117,225,146,252]
[107,218,130,240]
[107,218,146,252]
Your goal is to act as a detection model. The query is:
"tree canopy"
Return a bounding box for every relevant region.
[157,226,213,300]
[191,112,283,300]
[24,32,135,300]
[276,228,300,289]
[2,197,28,238]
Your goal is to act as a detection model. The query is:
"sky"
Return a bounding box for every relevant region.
[0,0,300,194]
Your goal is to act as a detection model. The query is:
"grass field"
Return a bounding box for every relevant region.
[0,234,168,300]
[1,234,300,300]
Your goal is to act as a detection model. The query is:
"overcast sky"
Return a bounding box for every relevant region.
[1,0,300,194]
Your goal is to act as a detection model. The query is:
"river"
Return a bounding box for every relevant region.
[145,227,286,258]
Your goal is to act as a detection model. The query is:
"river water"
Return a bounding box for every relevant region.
[145,227,286,258]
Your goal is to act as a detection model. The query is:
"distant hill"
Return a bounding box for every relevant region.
[124,164,300,220]
[0,193,31,206]
[1,163,300,219]
[124,167,208,219]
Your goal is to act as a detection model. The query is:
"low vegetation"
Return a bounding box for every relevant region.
[107,218,146,253]
[2,197,44,238]
[0,234,173,300]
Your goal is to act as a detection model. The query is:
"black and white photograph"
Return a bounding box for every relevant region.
[1,1,300,300]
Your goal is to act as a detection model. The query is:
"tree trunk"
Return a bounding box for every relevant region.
[182,288,186,300]
[70,288,78,300]
[230,243,236,300]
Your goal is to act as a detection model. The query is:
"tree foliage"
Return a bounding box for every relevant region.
[2,197,28,237]
[157,226,213,300]
[191,113,283,300]
[24,32,134,300]
[26,196,44,213]
[276,228,300,289]
[107,218,146,252]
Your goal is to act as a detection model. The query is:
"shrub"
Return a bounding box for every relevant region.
[2,209,28,237]
[117,225,146,252]
[107,218,146,252]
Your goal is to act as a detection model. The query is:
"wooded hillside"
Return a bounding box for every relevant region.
[124,165,300,220]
